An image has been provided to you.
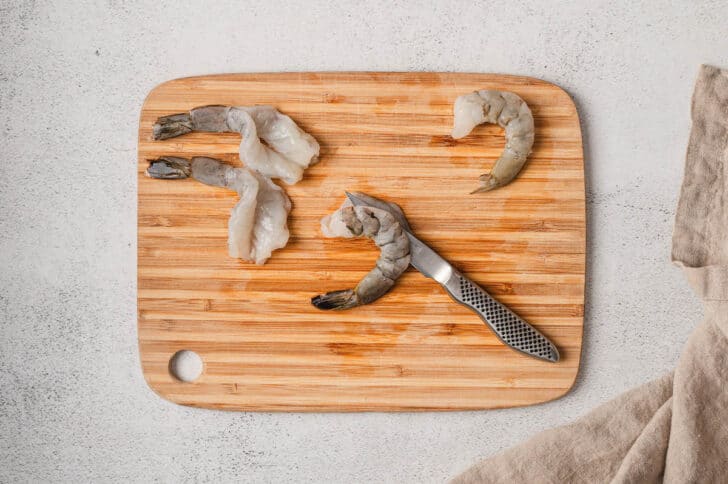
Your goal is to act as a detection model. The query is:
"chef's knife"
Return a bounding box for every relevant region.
[345,191,560,363]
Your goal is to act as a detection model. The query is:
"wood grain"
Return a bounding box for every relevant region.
[137,72,585,411]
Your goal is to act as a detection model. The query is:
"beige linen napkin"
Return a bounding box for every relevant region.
[453,64,728,484]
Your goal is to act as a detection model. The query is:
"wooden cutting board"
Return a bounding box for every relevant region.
[138,72,585,411]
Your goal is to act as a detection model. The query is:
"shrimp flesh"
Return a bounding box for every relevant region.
[451,90,535,193]
[311,200,410,310]
[153,105,320,185]
[146,156,291,264]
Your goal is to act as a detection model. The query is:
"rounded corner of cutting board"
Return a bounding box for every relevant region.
[548,353,583,403]
[139,78,176,112]
[137,75,206,125]
[137,71,586,412]
[138,354,212,410]
[140,370,177,406]
[137,356,179,406]
[533,78,578,103]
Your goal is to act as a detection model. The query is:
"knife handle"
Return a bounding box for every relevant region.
[443,270,559,362]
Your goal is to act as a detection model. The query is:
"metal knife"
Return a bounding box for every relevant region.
[345,191,560,363]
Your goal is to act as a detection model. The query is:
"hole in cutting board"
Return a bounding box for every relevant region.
[169,350,203,382]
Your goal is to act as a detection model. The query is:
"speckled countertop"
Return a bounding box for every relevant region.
[2,1,727,482]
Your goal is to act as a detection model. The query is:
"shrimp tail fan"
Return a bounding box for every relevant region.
[311,289,357,310]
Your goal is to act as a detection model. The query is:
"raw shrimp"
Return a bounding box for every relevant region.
[146,156,291,264]
[153,105,320,185]
[451,90,535,193]
[311,201,410,310]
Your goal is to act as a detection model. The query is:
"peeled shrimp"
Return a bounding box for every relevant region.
[153,105,320,185]
[146,156,291,264]
[451,90,535,193]
[311,201,411,310]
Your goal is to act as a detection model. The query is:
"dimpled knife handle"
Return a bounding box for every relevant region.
[443,271,559,362]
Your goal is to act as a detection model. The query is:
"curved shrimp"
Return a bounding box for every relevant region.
[152,105,320,185]
[146,156,291,265]
[451,90,535,193]
[311,202,410,310]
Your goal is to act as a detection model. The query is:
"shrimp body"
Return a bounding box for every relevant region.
[312,203,410,310]
[153,105,320,185]
[146,156,291,265]
[451,90,535,193]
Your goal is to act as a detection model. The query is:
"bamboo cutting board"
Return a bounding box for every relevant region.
[138,72,585,411]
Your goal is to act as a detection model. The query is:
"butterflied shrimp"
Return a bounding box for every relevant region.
[146,156,291,264]
[451,90,535,193]
[311,201,410,310]
[152,105,320,185]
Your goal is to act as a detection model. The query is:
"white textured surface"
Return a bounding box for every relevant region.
[1,1,727,482]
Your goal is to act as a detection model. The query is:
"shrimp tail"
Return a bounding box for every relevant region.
[311,289,358,310]
[470,185,492,194]
[470,173,499,194]
[152,113,193,140]
[146,157,192,179]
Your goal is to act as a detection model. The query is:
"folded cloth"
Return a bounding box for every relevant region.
[452,65,728,484]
